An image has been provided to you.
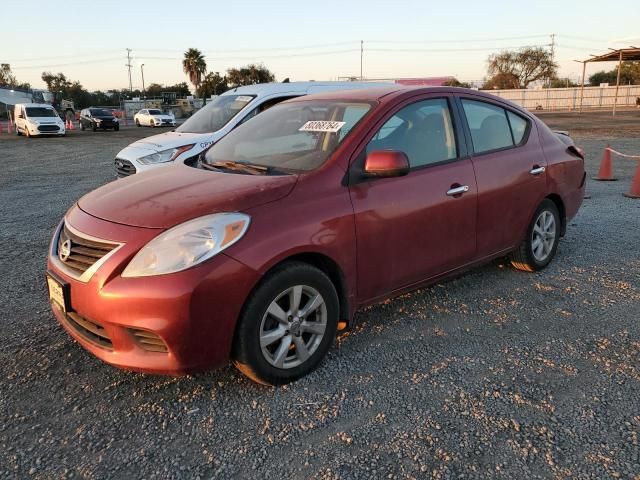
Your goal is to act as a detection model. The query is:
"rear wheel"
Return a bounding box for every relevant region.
[114,125,119,131]
[80,121,85,131]
[510,199,560,272]
[135,118,140,127]
[233,262,339,385]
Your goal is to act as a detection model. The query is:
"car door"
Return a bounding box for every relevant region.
[349,96,477,302]
[457,96,546,256]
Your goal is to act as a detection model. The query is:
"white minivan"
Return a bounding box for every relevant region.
[15,103,66,137]
[114,81,389,177]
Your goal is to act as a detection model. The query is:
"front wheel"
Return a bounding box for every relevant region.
[510,199,560,272]
[135,118,140,127]
[232,262,339,385]
[92,123,97,132]
[16,125,21,136]
[114,125,120,131]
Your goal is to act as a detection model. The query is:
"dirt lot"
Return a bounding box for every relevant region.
[1,112,639,479]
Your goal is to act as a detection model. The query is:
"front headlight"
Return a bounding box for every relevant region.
[94,119,101,123]
[28,119,39,125]
[113,117,118,123]
[138,144,195,164]
[121,213,250,277]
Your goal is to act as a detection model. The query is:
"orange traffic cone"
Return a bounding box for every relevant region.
[592,146,617,181]
[68,119,75,130]
[623,162,640,199]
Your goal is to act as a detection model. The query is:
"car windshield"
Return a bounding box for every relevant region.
[176,94,256,134]
[26,107,57,118]
[148,109,162,115]
[203,100,372,173]
[90,108,112,116]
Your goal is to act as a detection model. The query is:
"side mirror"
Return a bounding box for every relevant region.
[363,150,410,178]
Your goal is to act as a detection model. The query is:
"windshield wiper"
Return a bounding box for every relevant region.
[200,160,273,175]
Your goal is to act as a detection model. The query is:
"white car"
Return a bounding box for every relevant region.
[14,103,66,137]
[114,81,390,177]
[134,109,176,128]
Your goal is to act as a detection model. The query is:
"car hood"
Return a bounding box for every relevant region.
[30,116,63,123]
[130,131,215,152]
[94,115,115,120]
[151,114,174,120]
[78,164,298,228]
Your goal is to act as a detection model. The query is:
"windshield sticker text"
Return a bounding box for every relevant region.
[299,121,346,133]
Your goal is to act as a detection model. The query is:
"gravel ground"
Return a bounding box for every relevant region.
[1,113,639,479]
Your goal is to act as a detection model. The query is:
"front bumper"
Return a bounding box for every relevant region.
[46,207,260,375]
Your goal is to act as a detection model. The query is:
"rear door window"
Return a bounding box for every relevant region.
[507,111,528,144]
[461,99,513,153]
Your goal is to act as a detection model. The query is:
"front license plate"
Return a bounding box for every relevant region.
[47,275,68,312]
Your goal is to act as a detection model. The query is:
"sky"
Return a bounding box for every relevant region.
[3,0,640,92]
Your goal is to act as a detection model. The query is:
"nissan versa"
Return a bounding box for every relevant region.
[46,86,585,385]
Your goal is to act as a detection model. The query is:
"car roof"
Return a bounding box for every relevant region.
[284,86,532,114]
[220,81,393,98]
[17,103,55,108]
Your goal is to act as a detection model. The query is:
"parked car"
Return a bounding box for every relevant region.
[14,103,65,137]
[79,108,119,132]
[47,86,585,384]
[113,81,389,177]
[134,108,176,128]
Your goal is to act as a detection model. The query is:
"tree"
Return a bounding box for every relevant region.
[589,62,640,86]
[0,64,30,89]
[226,63,275,87]
[486,47,558,89]
[482,72,520,90]
[548,78,578,88]
[182,48,207,95]
[41,72,72,93]
[198,71,229,98]
[442,77,471,88]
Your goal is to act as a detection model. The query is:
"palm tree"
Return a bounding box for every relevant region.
[182,48,207,96]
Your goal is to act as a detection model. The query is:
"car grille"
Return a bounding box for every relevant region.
[129,329,169,353]
[64,311,113,350]
[161,119,174,125]
[57,224,118,277]
[115,158,136,177]
[38,125,60,132]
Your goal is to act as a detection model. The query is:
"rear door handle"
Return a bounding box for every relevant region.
[446,185,469,196]
[530,166,546,175]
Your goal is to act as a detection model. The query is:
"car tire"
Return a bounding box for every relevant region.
[232,262,339,385]
[92,123,97,132]
[150,119,154,127]
[80,122,85,131]
[510,199,560,272]
[16,125,21,136]
[135,119,140,127]
[114,125,119,131]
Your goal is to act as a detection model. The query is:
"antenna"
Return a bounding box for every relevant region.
[125,48,133,92]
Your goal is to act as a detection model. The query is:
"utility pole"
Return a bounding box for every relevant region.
[360,40,364,80]
[548,34,556,87]
[125,48,133,92]
[141,64,146,101]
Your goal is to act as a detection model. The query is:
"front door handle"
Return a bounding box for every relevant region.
[530,166,546,175]
[446,185,469,197]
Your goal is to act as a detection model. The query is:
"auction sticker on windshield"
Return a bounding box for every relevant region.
[234,96,253,103]
[299,121,346,133]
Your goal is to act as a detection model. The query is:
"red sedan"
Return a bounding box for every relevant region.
[46,87,585,385]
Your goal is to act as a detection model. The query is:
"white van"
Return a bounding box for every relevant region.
[15,103,66,137]
[114,81,389,177]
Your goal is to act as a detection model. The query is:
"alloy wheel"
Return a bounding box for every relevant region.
[259,285,327,369]
[531,210,556,262]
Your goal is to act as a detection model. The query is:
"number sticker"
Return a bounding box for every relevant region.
[299,121,346,133]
